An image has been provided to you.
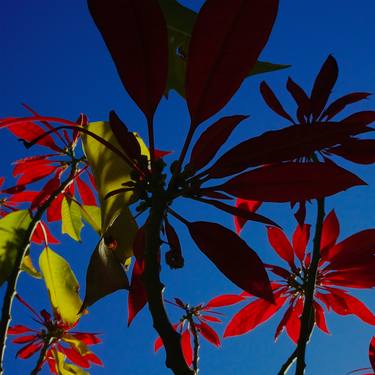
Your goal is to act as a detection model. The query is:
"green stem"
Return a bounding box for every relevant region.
[294,198,325,375]
[0,164,78,375]
[143,189,194,375]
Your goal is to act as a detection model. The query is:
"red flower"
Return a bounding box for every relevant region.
[154,296,243,366]
[224,210,375,342]
[8,294,102,373]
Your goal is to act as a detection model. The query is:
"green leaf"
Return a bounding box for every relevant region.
[61,197,84,242]
[21,253,42,279]
[79,204,101,235]
[52,350,89,375]
[159,0,289,97]
[0,210,32,286]
[39,247,82,324]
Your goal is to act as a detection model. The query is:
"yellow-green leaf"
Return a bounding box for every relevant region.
[79,205,101,235]
[39,247,82,324]
[82,121,148,233]
[159,0,289,97]
[21,253,42,279]
[0,210,32,286]
[52,350,89,375]
[61,197,84,242]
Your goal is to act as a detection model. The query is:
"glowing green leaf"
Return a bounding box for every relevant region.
[53,350,89,375]
[61,197,84,242]
[0,210,32,286]
[21,253,42,279]
[80,204,101,235]
[39,247,82,324]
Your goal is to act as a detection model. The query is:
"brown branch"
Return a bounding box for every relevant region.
[143,188,194,375]
[0,164,79,375]
[294,198,325,375]
[277,348,298,375]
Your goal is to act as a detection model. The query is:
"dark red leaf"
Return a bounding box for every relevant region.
[186,0,278,126]
[293,201,306,226]
[267,226,295,266]
[370,337,375,371]
[265,264,290,280]
[313,301,330,334]
[286,77,310,122]
[16,341,43,359]
[216,161,365,202]
[154,149,172,159]
[165,220,182,257]
[320,210,340,259]
[128,260,147,326]
[260,81,294,122]
[31,171,63,210]
[61,346,90,368]
[109,111,141,160]
[12,335,38,344]
[207,122,370,178]
[194,197,276,227]
[88,0,168,120]
[187,221,273,302]
[76,175,97,205]
[292,224,311,263]
[46,193,63,222]
[285,298,303,343]
[234,199,262,234]
[200,315,222,323]
[274,302,293,341]
[205,294,245,309]
[224,292,286,337]
[8,121,61,152]
[189,115,248,171]
[328,139,375,165]
[323,268,375,289]
[181,329,193,366]
[310,55,338,120]
[7,191,38,203]
[321,92,371,120]
[341,111,375,127]
[197,321,221,347]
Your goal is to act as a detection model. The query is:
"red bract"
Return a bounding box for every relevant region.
[224,211,375,342]
[349,337,375,375]
[8,295,102,373]
[154,296,243,366]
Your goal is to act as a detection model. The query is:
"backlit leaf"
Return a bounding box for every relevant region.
[0,210,32,286]
[61,197,84,242]
[21,253,42,279]
[39,247,82,324]
[79,205,101,235]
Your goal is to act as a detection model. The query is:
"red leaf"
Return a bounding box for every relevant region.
[224,292,286,337]
[128,260,147,326]
[234,199,262,234]
[341,111,375,127]
[286,77,310,122]
[285,298,303,343]
[7,191,38,203]
[154,336,163,352]
[310,55,338,120]
[197,322,221,347]
[8,325,34,335]
[165,220,182,257]
[207,122,370,178]
[16,341,43,359]
[323,268,375,289]
[31,221,60,245]
[71,332,101,345]
[260,81,293,122]
[313,301,330,334]
[61,346,90,368]
[187,221,273,302]
[154,149,172,159]
[292,224,311,263]
[189,115,248,171]
[46,193,63,222]
[31,171,63,210]
[84,352,103,366]
[205,294,245,309]
[274,302,293,341]
[88,0,168,120]
[321,92,371,120]
[266,264,290,280]
[186,0,278,126]
[76,175,97,205]
[267,226,294,266]
[328,139,375,165]
[12,335,38,344]
[181,329,193,366]
[8,121,61,152]
[200,315,222,323]
[217,161,365,202]
[320,210,340,258]
[16,164,57,186]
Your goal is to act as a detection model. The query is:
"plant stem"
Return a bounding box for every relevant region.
[143,188,194,375]
[0,165,78,375]
[30,338,52,375]
[188,318,200,373]
[277,348,298,375]
[294,198,325,375]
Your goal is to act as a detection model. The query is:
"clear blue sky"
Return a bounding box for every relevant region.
[1,1,375,374]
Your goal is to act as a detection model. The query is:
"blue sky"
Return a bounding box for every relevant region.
[1,1,375,374]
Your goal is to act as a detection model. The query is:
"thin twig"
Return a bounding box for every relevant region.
[0,163,79,374]
[188,318,200,373]
[294,198,325,375]
[277,348,298,375]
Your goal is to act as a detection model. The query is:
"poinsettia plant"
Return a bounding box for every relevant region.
[0,1,374,375]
